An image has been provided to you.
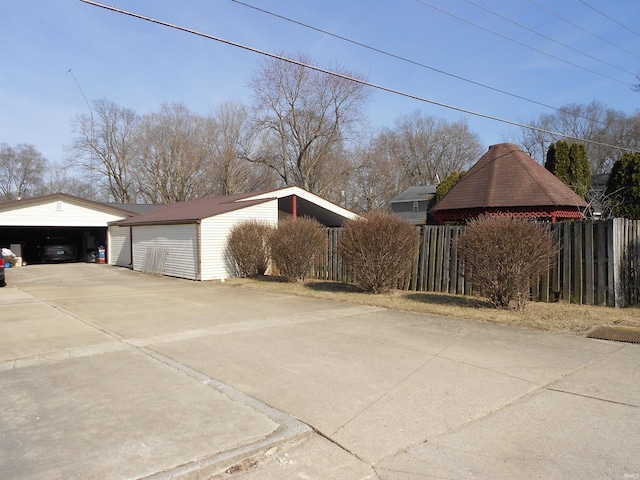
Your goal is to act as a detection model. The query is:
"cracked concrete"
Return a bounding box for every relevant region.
[2,264,639,479]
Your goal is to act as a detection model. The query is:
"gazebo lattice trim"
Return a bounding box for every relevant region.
[434,206,584,223]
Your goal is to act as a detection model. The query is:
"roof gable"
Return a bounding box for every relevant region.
[0,192,138,217]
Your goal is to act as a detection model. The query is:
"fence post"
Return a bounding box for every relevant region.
[612,218,625,307]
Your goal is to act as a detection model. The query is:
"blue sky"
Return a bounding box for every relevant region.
[1,0,638,165]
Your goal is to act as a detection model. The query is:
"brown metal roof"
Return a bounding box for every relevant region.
[433,143,588,212]
[114,194,273,226]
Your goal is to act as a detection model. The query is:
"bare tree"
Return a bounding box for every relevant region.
[37,162,101,200]
[512,101,639,173]
[345,136,409,212]
[0,143,47,200]
[70,98,138,202]
[380,111,482,186]
[134,103,211,203]
[247,53,369,196]
[204,101,277,196]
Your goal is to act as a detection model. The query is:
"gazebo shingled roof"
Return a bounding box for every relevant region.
[433,143,588,223]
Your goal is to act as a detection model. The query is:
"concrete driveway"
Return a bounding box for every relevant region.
[1,264,638,479]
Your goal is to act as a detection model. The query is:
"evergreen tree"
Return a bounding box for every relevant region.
[428,170,466,223]
[544,143,557,173]
[606,152,640,219]
[545,141,591,198]
[568,143,591,197]
[434,170,466,203]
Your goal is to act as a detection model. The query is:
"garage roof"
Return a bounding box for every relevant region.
[112,187,358,227]
[114,194,272,226]
[0,192,141,216]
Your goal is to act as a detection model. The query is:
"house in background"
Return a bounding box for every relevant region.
[433,143,588,224]
[390,185,438,225]
[110,186,358,281]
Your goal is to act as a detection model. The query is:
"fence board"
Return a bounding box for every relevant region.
[584,222,595,305]
[449,227,459,294]
[629,222,640,305]
[409,229,420,291]
[427,228,437,291]
[562,223,571,302]
[596,223,607,306]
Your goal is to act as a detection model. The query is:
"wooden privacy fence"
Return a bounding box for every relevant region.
[315,218,640,307]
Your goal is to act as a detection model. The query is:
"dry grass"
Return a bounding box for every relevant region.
[222,276,640,336]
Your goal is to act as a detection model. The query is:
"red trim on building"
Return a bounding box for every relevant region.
[434,206,584,224]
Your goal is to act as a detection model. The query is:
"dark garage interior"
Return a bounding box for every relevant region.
[0,226,107,264]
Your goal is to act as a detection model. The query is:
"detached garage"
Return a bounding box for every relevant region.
[0,193,142,265]
[111,187,358,281]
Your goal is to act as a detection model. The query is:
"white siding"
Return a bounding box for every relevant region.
[200,200,279,281]
[0,199,127,226]
[131,224,198,280]
[108,225,131,267]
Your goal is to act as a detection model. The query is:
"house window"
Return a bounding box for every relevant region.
[412,201,419,212]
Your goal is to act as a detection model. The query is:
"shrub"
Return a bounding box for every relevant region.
[454,215,558,311]
[269,217,326,282]
[227,220,274,277]
[339,211,418,293]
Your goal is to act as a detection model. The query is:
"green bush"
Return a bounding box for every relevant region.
[454,215,558,311]
[339,212,418,293]
[269,217,326,282]
[227,220,274,277]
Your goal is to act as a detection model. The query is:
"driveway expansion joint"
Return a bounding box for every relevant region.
[138,347,313,479]
[544,387,640,408]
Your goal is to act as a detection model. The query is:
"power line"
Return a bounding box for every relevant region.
[527,0,640,61]
[67,68,93,118]
[67,68,97,185]
[232,0,612,129]
[462,0,635,76]
[79,0,639,154]
[413,0,632,86]
[578,0,640,38]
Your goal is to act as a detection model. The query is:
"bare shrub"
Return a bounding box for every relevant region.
[455,215,558,311]
[269,217,326,282]
[339,212,418,293]
[227,220,274,277]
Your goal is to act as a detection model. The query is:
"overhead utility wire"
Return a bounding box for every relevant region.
[413,0,631,86]
[578,0,640,38]
[462,0,635,75]
[232,0,611,128]
[526,0,640,61]
[79,0,638,154]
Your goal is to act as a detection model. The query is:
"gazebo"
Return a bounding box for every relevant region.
[433,143,588,224]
